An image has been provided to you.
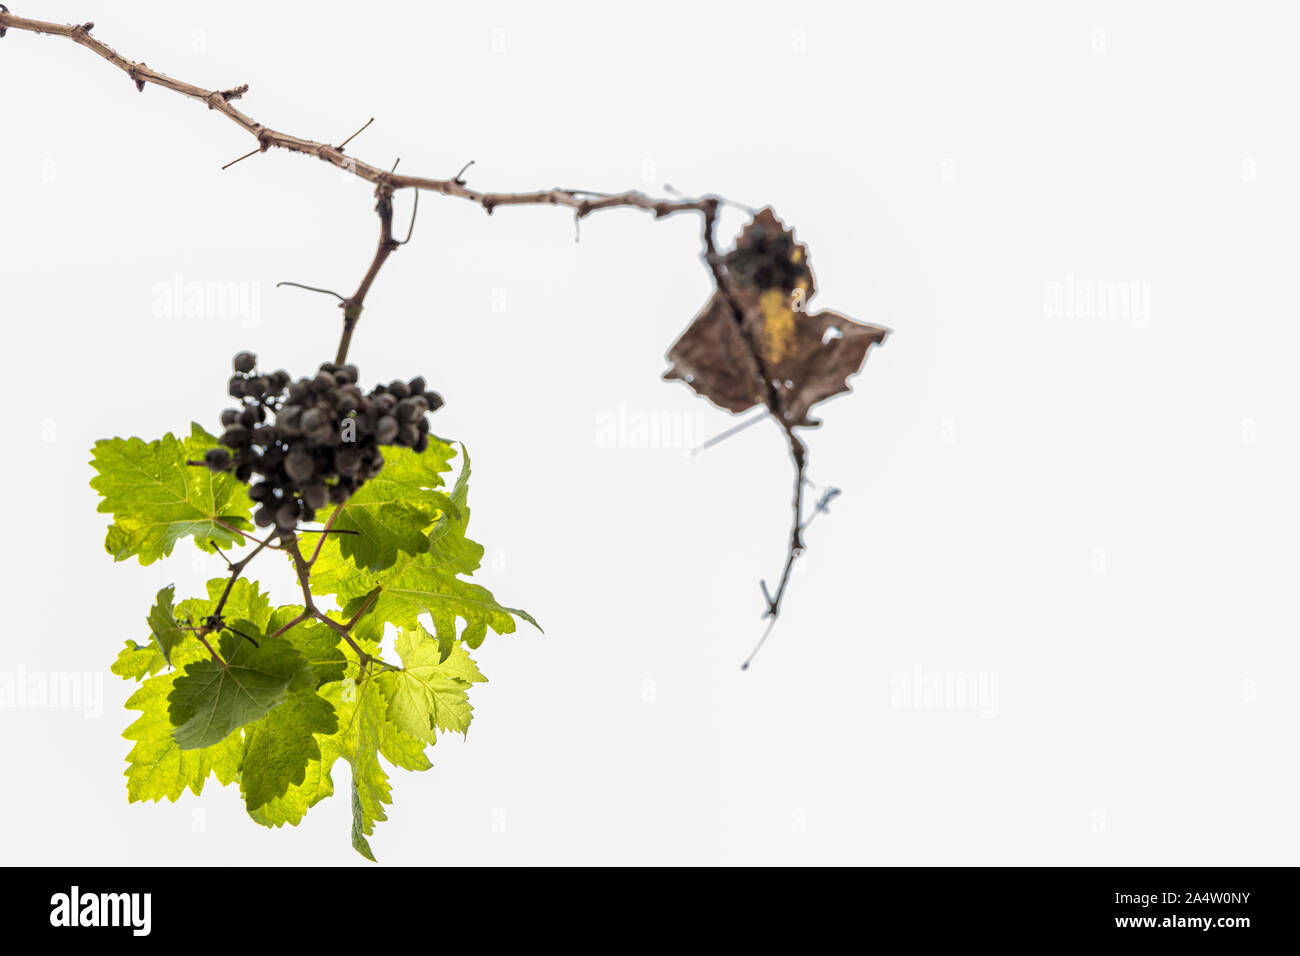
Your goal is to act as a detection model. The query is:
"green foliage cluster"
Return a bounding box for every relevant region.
[91,424,534,860]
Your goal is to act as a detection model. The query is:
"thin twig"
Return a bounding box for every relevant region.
[221,147,260,171]
[741,618,777,672]
[394,190,419,246]
[211,517,278,550]
[800,487,841,535]
[276,281,346,301]
[308,504,344,565]
[689,410,767,456]
[336,116,373,151]
[759,433,808,614]
[209,541,233,569]
[742,449,843,670]
[699,202,777,410]
[200,534,274,636]
[270,609,310,640]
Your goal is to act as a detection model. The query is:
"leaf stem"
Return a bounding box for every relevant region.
[194,632,224,665]
[211,517,278,550]
[345,587,382,629]
[200,534,274,637]
[281,534,376,667]
[269,610,310,639]
[308,503,345,566]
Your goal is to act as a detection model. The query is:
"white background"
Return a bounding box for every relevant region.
[1,0,1296,866]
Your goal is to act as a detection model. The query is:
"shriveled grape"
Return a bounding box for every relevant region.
[203,353,445,533]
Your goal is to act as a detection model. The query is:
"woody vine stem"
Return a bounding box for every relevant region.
[0,6,824,666]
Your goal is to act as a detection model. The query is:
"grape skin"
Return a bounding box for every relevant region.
[205,351,444,532]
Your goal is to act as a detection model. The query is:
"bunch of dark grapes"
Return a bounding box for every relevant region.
[203,351,443,532]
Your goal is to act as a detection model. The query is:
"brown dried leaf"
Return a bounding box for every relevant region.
[664,208,888,427]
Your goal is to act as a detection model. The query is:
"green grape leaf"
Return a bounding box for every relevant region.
[102,432,529,859]
[375,627,486,743]
[168,628,308,750]
[247,653,432,858]
[114,582,248,683]
[89,424,253,565]
[325,663,432,860]
[423,442,497,577]
[341,555,535,655]
[267,606,348,685]
[122,640,243,802]
[176,577,275,633]
[239,610,349,817]
[248,688,351,831]
[351,780,378,862]
[322,441,461,572]
[248,750,336,829]
[241,679,338,812]
[160,576,276,670]
[314,446,538,660]
[146,585,187,664]
[112,641,166,682]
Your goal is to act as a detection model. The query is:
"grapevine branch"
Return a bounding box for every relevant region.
[700,202,821,667]
[186,523,378,673]
[0,9,722,356]
[0,12,720,220]
[333,189,397,366]
[282,533,379,671]
[1,6,832,667]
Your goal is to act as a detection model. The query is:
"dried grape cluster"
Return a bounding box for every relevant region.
[203,351,443,531]
[722,227,804,293]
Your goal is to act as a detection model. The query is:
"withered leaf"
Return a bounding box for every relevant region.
[664,208,888,427]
